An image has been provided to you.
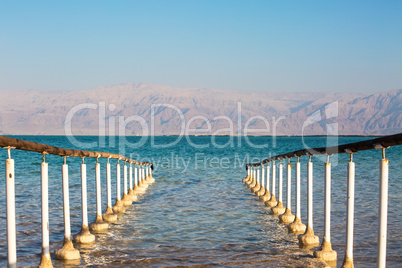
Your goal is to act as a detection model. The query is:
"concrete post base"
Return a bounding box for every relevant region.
[279,208,295,224]
[298,225,319,248]
[271,201,286,215]
[133,185,145,195]
[256,186,265,196]
[73,225,95,244]
[102,207,118,223]
[55,238,80,260]
[121,194,133,206]
[251,183,260,193]
[89,215,109,232]
[128,189,138,201]
[341,252,354,268]
[265,194,278,207]
[287,216,306,234]
[314,237,337,262]
[39,253,53,268]
[259,190,271,202]
[113,200,126,213]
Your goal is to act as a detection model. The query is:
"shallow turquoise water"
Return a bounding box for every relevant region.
[0,136,401,267]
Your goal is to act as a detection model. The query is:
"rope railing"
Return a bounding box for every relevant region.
[243,133,402,268]
[0,135,153,167]
[1,135,155,268]
[246,133,402,167]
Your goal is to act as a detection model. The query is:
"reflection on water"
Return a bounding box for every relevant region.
[0,136,401,267]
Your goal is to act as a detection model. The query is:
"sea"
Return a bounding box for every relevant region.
[0,136,401,267]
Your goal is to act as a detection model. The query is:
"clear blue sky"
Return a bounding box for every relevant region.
[0,0,401,92]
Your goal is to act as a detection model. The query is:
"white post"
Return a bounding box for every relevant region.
[266,164,270,193]
[377,152,388,268]
[134,165,138,186]
[142,166,145,184]
[342,153,355,267]
[40,154,52,266]
[116,163,121,201]
[257,168,260,185]
[146,165,149,179]
[278,161,283,203]
[253,168,256,183]
[123,162,127,195]
[106,161,111,209]
[287,161,291,210]
[56,157,80,260]
[324,158,331,241]
[62,160,71,241]
[6,148,16,268]
[129,163,133,190]
[272,161,276,197]
[307,157,313,228]
[138,165,142,184]
[81,161,88,228]
[261,165,265,188]
[95,161,102,218]
[296,158,301,220]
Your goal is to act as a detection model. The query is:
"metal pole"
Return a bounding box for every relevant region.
[106,161,111,209]
[278,161,283,203]
[266,164,270,193]
[296,158,301,219]
[6,148,16,268]
[62,161,71,241]
[40,154,52,267]
[324,158,331,241]
[287,161,291,210]
[342,153,355,267]
[261,165,265,188]
[123,162,127,195]
[95,161,102,218]
[116,163,121,201]
[377,153,388,268]
[81,162,88,227]
[129,163,133,190]
[272,161,276,197]
[307,157,313,228]
[134,165,138,186]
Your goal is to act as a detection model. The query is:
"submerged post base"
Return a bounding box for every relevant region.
[287,216,306,234]
[271,201,286,215]
[341,252,354,268]
[39,253,53,268]
[314,237,337,262]
[133,185,145,195]
[89,215,109,232]
[242,175,249,183]
[55,238,80,260]
[279,208,295,224]
[256,186,265,196]
[121,194,133,206]
[113,200,126,213]
[251,183,260,193]
[73,225,95,244]
[127,189,138,201]
[259,190,270,202]
[103,207,118,223]
[265,194,277,207]
[298,225,319,248]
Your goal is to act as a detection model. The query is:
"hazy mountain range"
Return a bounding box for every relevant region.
[0,83,401,136]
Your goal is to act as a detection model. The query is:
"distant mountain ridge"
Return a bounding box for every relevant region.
[0,83,400,136]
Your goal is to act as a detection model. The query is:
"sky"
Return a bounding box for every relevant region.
[0,0,401,93]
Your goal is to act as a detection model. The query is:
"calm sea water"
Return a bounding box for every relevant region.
[0,136,401,267]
